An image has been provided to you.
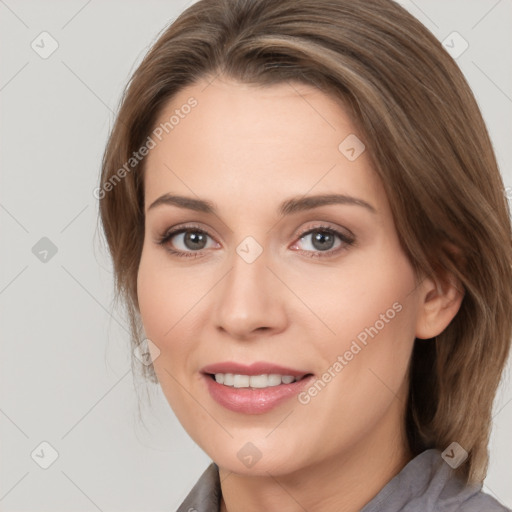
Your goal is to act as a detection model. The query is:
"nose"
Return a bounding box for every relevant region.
[212,244,288,340]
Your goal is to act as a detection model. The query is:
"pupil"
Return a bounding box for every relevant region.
[312,231,334,251]
[185,231,206,250]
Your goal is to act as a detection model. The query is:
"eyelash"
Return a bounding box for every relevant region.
[156,223,355,259]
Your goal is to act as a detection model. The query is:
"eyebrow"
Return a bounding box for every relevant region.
[147,193,377,216]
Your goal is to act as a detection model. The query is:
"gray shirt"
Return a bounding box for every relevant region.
[176,449,511,511]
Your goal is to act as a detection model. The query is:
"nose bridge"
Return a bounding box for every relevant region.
[212,236,286,338]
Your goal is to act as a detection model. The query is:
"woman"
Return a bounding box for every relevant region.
[98,0,512,510]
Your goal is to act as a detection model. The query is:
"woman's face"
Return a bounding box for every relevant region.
[137,76,426,475]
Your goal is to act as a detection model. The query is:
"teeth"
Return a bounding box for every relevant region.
[250,374,273,388]
[213,373,299,388]
[267,374,282,387]
[233,374,250,387]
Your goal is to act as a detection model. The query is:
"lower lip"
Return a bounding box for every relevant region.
[203,374,314,414]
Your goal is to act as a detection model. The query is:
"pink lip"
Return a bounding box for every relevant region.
[201,361,314,414]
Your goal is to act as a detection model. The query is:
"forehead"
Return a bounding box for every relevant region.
[143,75,385,216]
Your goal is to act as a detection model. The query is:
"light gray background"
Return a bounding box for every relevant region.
[1,0,511,510]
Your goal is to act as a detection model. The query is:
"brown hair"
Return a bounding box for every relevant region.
[98,0,512,483]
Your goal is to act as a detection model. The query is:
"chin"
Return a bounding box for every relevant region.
[205,441,310,477]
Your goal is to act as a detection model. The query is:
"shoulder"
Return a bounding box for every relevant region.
[410,450,511,512]
[176,462,221,512]
[362,449,511,512]
[425,450,510,512]
[450,491,512,512]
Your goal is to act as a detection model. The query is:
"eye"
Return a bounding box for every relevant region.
[290,225,355,258]
[157,224,219,258]
[156,223,355,259]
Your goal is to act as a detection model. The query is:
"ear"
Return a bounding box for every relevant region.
[415,261,465,340]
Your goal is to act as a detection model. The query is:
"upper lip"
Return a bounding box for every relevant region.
[201,361,311,378]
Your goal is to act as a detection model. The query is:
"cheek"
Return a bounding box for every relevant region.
[137,255,167,338]
[136,251,218,447]
[298,241,418,401]
[292,238,417,355]
[136,245,213,383]
[137,248,188,350]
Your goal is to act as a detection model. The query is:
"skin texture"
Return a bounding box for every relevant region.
[137,76,463,512]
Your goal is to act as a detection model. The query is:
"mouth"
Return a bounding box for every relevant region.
[200,362,315,414]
